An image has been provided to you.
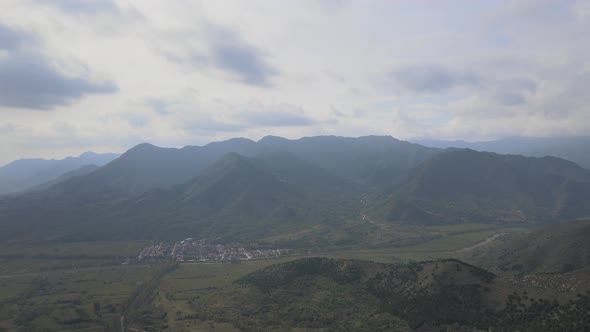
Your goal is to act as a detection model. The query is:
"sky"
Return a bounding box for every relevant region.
[0,0,589,165]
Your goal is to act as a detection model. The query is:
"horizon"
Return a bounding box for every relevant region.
[4,133,590,167]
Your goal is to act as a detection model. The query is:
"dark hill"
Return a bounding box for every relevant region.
[119,152,361,241]
[259,135,440,186]
[489,219,590,273]
[203,257,590,331]
[373,149,590,224]
[415,136,590,170]
[28,164,100,192]
[16,153,359,243]
[51,138,261,199]
[0,151,119,195]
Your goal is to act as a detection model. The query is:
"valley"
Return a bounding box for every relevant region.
[1,135,589,331]
[2,1,588,330]
[0,220,543,331]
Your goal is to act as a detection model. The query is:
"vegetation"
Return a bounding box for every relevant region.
[1,136,589,330]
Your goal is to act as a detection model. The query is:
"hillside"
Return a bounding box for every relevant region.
[44,138,262,200]
[373,148,590,224]
[415,136,590,170]
[28,164,101,192]
[259,135,440,186]
[1,136,590,244]
[0,152,362,243]
[113,153,314,240]
[0,151,118,195]
[485,219,590,273]
[180,257,590,331]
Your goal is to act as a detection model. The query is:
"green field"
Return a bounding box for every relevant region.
[0,222,537,331]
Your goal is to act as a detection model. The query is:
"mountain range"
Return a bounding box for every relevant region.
[1,135,589,244]
[0,151,119,195]
[415,136,590,170]
[372,148,590,224]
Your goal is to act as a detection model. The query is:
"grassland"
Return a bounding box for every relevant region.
[0,222,537,331]
[0,264,161,331]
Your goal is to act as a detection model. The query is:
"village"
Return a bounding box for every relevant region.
[136,238,290,263]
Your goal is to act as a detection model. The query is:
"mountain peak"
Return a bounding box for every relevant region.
[259,135,289,144]
[128,142,159,151]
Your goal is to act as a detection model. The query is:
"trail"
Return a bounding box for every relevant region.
[449,233,505,253]
[320,232,507,257]
[359,194,385,227]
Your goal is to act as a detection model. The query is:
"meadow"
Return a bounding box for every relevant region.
[0,222,535,331]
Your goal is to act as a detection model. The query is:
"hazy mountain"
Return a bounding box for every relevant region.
[33,138,263,203]
[0,151,119,195]
[0,151,361,243]
[414,136,590,170]
[259,135,440,186]
[2,136,590,243]
[28,164,101,192]
[5,135,433,207]
[372,148,590,225]
[114,153,311,239]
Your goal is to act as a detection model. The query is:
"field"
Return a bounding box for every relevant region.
[0,222,536,331]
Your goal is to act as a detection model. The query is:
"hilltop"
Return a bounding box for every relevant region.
[174,257,590,331]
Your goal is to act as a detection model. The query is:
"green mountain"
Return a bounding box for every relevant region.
[191,257,590,331]
[373,148,590,224]
[27,164,101,192]
[259,135,440,186]
[415,136,590,170]
[46,138,262,200]
[2,136,590,244]
[0,151,118,195]
[0,152,362,243]
[111,153,317,241]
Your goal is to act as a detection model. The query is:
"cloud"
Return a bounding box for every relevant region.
[182,116,246,134]
[0,123,16,134]
[191,24,279,86]
[120,113,151,128]
[0,25,29,50]
[0,53,117,110]
[237,103,318,127]
[388,64,481,94]
[488,78,536,106]
[144,98,171,115]
[0,24,117,110]
[237,111,314,127]
[34,0,119,15]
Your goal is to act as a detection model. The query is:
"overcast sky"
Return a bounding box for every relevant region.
[0,0,589,164]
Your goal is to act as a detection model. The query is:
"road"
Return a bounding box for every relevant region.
[449,233,505,253]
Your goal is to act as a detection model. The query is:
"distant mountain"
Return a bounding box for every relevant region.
[29,164,101,192]
[0,152,362,243]
[259,135,440,186]
[487,219,590,273]
[414,136,590,170]
[372,148,590,224]
[34,138,263,203]
[2,135,590,244]
[9,135,435,207]
[0,151,119,194]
